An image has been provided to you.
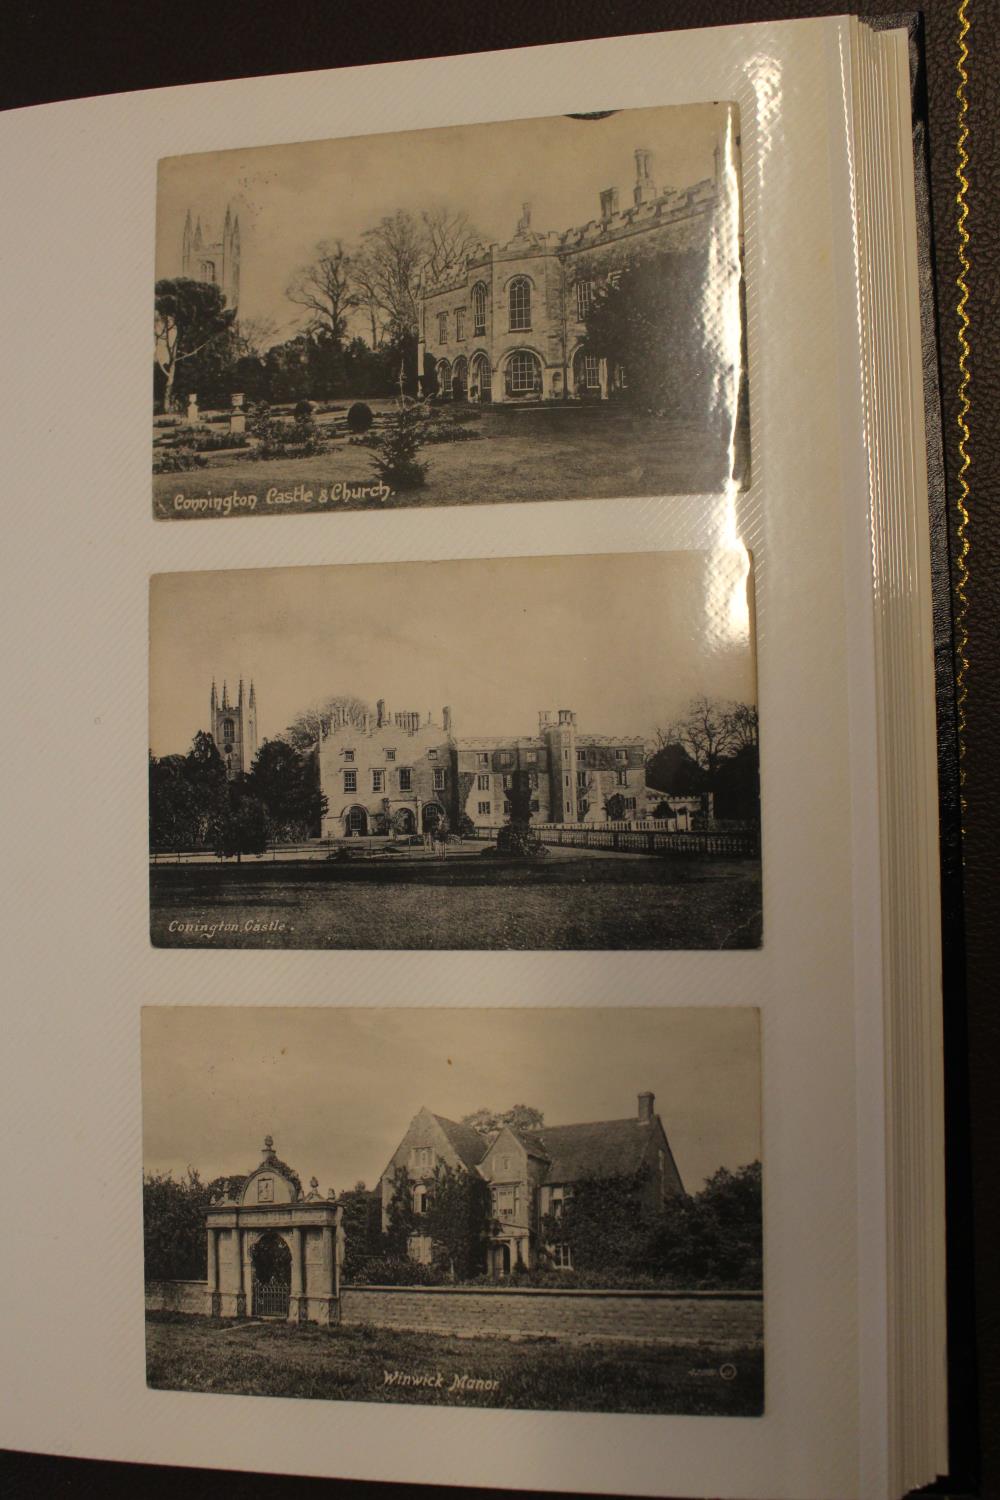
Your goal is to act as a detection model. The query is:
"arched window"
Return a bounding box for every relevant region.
[223,717,235,740]
[412,1185,427,1215]
[437,359,452,397]
[472,282,488,336]
[451,356,467,401]
[506,350,541,396]
[471,352,491,402]
[508,277,531,331]
[200,260,216,283]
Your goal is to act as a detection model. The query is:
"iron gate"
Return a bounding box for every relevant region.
[253,1276,290,1317]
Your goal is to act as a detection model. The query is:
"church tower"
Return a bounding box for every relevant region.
[181,205,240,311]
[210,677,258,778]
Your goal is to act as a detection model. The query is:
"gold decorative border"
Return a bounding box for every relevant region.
[955,0,971,828]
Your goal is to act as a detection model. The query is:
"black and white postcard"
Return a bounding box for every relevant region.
[149,550,760,950]
[143,1006,763,1418]
[153,103,746,519]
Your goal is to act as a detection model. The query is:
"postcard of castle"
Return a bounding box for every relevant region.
[142,1006,763,1418]
[148,549,760,951]
[153,102,746,520]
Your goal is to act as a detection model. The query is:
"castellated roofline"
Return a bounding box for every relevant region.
[419,152,718,296]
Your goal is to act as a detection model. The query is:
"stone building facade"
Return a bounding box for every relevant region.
[180,204,240,311]
[378,1093,684,1277]
[418,145,724,404]
[209,676,258,778]
[316,701,647,838]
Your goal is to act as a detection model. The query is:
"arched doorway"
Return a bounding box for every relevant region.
[490,1241,511,1279]
[393,808,416,835]
[346,806,368,836]
[422,802,446,834]
[251,1231,292,1317]
[451,356,468,403]
[436,358,452,399]
[471,352,491,403]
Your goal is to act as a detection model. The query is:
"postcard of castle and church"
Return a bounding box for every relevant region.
[153,102,746,520]
[142,1006,763,1418]
[148,548,759,951]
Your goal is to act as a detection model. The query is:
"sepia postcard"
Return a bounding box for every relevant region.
[149,549,760,950]
[143,1006,763,1418]
[153,103,746,520]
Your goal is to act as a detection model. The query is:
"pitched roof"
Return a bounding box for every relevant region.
[432,1113,490,1167]
[512,1118,656,1183]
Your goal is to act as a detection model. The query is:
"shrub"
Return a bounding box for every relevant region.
[347,401,374,434]
[422,424,483,445]
[293,399,314,420]
[153,450,207,474]
[369,401,429,491]
[247,400,325,460]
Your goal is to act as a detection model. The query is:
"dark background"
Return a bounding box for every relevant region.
[3,1,997,1496]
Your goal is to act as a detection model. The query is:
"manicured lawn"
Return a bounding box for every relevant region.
[145,1312,763,1416]
[149,851,762,950]
[152,409,739,519]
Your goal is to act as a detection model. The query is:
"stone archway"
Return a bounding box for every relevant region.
[393,807,416,835]
[251,1231,292,1317]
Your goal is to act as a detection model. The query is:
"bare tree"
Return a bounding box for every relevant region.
[286,239,358,342]
[351,250,387,348]
[232,315,279,359]
[284,694,373,751]
[666,695,740,780]
[420,207,481,283]
[724,702,759,753]
[357,211,426,339]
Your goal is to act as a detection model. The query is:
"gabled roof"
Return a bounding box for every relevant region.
[431,1113,490,1168]
[511,1118,657,1183]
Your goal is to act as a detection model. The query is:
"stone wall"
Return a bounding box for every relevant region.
[145,1279,208,1315]
[340,1286,762,1345]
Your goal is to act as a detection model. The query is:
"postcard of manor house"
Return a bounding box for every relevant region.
[148,549,760,951]
[153,102,746,519]
[143,1006,763,1417]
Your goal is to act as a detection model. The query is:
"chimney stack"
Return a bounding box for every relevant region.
[442,706,452,734]
[638,1091,655,1122]
[376,698,385,728]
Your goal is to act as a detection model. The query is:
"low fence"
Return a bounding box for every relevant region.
[145,1279,207,1314]
[472,824,760,858]
[339,1285,762,1345]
